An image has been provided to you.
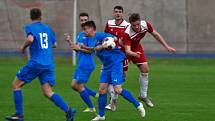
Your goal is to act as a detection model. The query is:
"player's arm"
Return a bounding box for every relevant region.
[124,45,140,58]
[64,33,94,53]
[77,45,94,54]
[150,30,176,53]
[21,34,34,53]
[94,44,106,51]
[123,33,140,58]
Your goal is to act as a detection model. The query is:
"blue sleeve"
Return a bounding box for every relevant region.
[48,27,56,44]
[24,25,33,37]
[76,32,84,44]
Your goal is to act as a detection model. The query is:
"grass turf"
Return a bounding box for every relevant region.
[0,57,215,121]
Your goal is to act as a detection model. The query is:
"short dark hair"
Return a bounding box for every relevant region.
[30,8,42,21]
[129,13,141,23]
[81,21,96,30]
[114,5,124,12]
[79,12,89,18]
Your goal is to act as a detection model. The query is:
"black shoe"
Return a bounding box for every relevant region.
[66,108,76,121]
[5,114,24,121]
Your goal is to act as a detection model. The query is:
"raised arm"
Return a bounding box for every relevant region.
[64,33,94,54]
[150,29,176,53]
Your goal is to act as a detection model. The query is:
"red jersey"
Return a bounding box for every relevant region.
[104,19,130,71]
[104,19,129,48]
[123,20,154,50]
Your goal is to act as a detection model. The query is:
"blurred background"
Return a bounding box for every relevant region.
[0,0,214,56]
[1,1,215,121]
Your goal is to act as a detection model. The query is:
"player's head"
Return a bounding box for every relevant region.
[113,5,124,20]
[30,8,42,21]
[79,12,89,25]
[129,13,141,32]
[81,21,96,37]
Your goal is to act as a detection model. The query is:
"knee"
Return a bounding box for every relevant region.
[12,79,23,90]
[114,87,122,94]
[99,87,107,94]
[141,68,149,73]
[139,65,149,73]
[71,81,78,91]
[43,90,54,98]
[71,81,83,92]
[12,82,20,90]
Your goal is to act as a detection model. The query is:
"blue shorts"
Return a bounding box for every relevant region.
[72,68,94,84]
[16,63,55,86]
[99,62,124,86]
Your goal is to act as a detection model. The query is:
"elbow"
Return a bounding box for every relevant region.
[125,50,130,55]
[52,45,57,48]
[52,43,57,48]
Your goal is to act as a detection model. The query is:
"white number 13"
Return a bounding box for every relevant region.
[39,33,48,49]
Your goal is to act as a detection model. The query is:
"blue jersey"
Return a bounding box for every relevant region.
[91,32,125,70]
[76,32,97,70]
[24,22,56,68]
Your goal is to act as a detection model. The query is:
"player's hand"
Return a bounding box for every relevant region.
[135,52,141,58]
[72,44,80,51]
[64,33,72,43]
[166,46,176,53]
[79,44,87,49]
[20,46,26,54]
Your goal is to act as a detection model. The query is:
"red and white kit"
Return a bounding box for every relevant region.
[123,20,154,65]
[104,19,130,71]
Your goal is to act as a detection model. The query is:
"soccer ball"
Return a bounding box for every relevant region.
[103,37,116,49]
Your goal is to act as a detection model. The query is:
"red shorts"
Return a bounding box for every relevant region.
[129,45,147,65]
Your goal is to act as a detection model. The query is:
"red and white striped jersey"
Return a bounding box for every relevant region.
[104,19,129,39]
[123,20,154,49]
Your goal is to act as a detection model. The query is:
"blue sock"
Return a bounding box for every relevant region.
[80,89,94,108]
[120,89,140,108]
[50,94,69,113]
[85,86,97,97]
[13,90,23,116]
[98,94,107,117]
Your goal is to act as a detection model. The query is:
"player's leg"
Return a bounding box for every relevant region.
[105,84,118,111]
[41,83,76,121]
[134,51,154,107]
[106,58,128,111]
[5,78,25,121]
[6,65,39,121]
[71,81,95,112]
[72,68,97,98]
[111,62,145,118]
[85,86,98,98]
[92,70,109,121]
[39,69,76,121]
[113,85,145,117]
[92,83,108,121]
[71,68,95,112]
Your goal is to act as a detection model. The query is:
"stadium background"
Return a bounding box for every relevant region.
[0,0,215,54]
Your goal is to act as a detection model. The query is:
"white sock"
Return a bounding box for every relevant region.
[139,73,149,98]
[108,84,118,103]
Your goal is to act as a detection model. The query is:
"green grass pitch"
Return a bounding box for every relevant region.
[0,57,215,121]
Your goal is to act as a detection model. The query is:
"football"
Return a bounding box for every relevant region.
[103,37,116,49]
